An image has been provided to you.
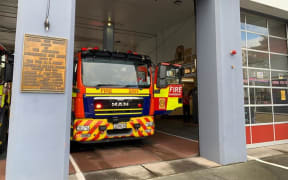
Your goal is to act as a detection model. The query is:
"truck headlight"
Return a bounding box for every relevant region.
[146,122,154,127]
[145,129,152,133]
[81,134,91,138]
[77,125,90,131]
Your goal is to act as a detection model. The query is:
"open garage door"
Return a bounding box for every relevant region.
[0,1,201,179]
[69,0,200,178]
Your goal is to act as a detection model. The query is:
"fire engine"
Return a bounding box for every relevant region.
[71,48,183,142]
[0,46,13,154]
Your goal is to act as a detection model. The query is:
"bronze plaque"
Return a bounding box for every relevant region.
[21,34,67,93]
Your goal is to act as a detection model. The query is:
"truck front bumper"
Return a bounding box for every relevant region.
[72,116,154,142]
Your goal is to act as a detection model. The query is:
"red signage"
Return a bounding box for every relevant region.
[169,85,183,97]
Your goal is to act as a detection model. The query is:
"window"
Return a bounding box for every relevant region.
[242,50,247,66]
[82,57,151,88]
[244,88,249,104]
[241,31,246,48]
[242,12,288,125]
[248,51,269,68]
[269,19,287,38]
[274,106,288,122]
[243,68,248,85]
[248,69,270,86]
[166,67,181,85]
[271,54,288,71]
[249,88,271,104]
[245,107,250,124]
[250,106,273,124]
[272,89,288,104]
[271,71,288,87]
[269,38,288,54]
[241,14,246,30]
[247,33,268,51]
[246,14,268,34]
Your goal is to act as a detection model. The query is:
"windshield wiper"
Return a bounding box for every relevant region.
[95,84,117,88]
[94,84,148,89]
[95,84,137,88]
[122,85,138,88]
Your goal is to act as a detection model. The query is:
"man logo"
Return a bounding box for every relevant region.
[112,102,129,107]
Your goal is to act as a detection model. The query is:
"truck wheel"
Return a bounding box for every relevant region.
[0,109,8,155]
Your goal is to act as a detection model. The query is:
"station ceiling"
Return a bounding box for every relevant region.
[1,0,288,53]
[0,0,194,52]
[0,0,17,51]
[75,0,195,51]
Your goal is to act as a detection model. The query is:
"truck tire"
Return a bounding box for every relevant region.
[0,108,8,155]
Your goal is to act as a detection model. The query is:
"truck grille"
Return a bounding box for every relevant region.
[94,97,144,116]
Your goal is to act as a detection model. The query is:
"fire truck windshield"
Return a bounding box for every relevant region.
[82,57,151,88]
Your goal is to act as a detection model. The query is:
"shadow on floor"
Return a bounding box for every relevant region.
[155,115,199,141]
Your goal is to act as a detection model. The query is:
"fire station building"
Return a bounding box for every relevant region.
[0,0,288,179]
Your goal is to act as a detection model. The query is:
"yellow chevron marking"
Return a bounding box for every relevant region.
[95,108,143,112]
[72,116,155,141]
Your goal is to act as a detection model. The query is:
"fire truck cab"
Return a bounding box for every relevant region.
[71,48,183,143]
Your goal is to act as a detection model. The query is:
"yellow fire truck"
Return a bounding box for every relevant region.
[0,46,13,154]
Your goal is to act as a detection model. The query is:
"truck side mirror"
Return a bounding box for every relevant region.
[73,71,77,85]
[157,65,168,88]
[159,65,167,79]
[4,63,13,82]
[73,60,78,85]
[157,79,167,88]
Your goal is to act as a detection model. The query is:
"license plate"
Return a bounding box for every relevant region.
[113,123,127,129]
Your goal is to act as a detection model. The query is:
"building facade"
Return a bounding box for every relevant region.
[3,0,288,179]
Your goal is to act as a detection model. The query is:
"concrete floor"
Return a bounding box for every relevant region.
[151,143,288,180]
[0,116,200,180]
[153,159,288,180]
[0,131,199,180]
[69,157,219,180]
[3,117,288,180]
[69,143,288,180]
[155,115,199,141]
[70,131,199,173]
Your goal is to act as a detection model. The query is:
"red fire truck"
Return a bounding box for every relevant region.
[71,48,183,142]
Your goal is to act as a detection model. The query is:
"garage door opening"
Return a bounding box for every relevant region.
[0,0,201,179]
[69,0,199,175]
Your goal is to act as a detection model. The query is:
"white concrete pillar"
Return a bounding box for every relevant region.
[6,0,76,179]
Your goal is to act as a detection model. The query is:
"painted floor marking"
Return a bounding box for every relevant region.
[70,154,86,180]
[156,130,199,143]
[247,155,288,170]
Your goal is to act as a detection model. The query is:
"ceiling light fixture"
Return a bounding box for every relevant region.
[174,0,183,6]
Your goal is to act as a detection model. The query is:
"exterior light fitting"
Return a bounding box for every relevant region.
[44,17,50,32]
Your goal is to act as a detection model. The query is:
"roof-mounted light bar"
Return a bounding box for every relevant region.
[81,46,99,52]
